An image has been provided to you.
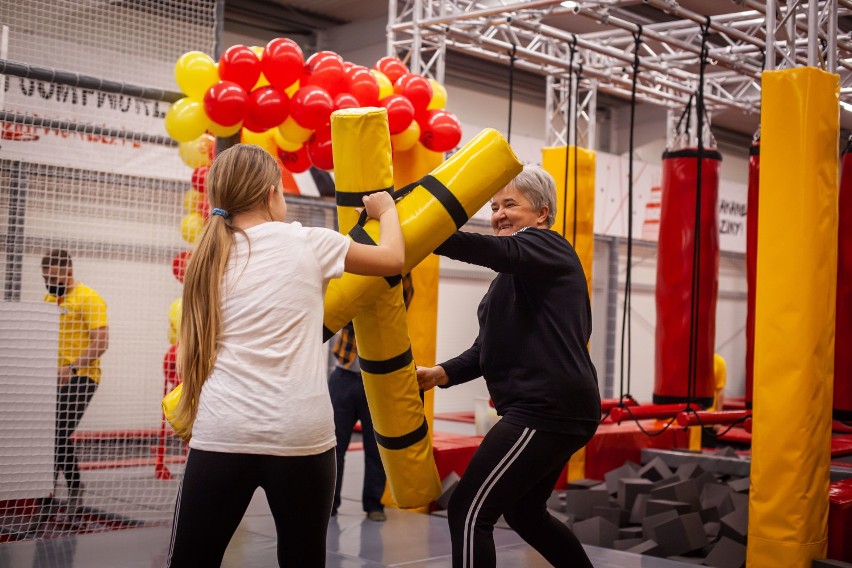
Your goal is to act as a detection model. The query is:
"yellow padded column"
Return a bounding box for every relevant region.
[747,67,838,568]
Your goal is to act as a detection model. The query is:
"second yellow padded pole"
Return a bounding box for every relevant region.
[747,67,838,568]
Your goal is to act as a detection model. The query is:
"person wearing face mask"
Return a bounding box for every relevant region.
[41,249,109,511]
[416,165,600,568]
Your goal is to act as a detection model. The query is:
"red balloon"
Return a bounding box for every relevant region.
[278,144,312,173]
[307,124,334,171]
[163,344,180,385]
[375,56,409,84]
[171,250,192,283]
[420,109,462,152]
[243,86,290,132]
[333,92,360,111]
[204,81,248,127]
[191,166,209,193]
[290,85,334,130]
[262,38,304,90]
[346,66,379,107]
[380,94,415,135]
[394,73,433,113]
[218,45,261,92]
[304,51,347,97]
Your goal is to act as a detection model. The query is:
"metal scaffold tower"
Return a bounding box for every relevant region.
[387,0,851,149]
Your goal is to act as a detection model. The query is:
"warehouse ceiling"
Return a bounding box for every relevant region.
[224,1,852,140]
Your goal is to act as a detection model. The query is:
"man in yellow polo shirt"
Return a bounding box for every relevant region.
[41,249,109,506]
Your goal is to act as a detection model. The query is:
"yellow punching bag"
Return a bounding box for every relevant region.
[747,67,838,567]
[542,145,596,481]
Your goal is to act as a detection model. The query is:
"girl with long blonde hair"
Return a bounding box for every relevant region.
[167,144,403,567]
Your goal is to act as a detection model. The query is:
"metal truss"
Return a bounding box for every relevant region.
[388,0,850,149]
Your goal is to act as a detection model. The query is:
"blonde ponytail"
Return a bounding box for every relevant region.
[174,144,281,437]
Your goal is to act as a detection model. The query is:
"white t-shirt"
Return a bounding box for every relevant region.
[190,221,350,456]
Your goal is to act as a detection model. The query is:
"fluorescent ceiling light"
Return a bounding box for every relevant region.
[561,1,578,9]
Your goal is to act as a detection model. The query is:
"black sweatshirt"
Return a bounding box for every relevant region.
[435,227,601,436]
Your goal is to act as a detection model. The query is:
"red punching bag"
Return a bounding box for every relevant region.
[836,149,852,420]
[745,143,759,408]
[654,148,721,407]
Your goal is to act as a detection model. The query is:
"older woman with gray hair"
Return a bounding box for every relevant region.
[417,165,600,568]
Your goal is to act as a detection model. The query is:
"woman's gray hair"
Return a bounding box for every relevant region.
[510,165,557,228]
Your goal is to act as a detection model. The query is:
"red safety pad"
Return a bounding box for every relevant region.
[654,149,721,406]
[583,421,692,481]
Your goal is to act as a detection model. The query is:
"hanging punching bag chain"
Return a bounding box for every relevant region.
[562,35,577,240]
[618,26,642,408]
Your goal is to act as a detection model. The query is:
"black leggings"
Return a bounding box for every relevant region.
[167,447,336,568]
[55,375,98,491]
[447,420,594,568]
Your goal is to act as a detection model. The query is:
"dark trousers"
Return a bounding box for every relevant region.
[55,375,98,492]
[167,447,336,568]
[328,366,386,514]
[447,420,594,568]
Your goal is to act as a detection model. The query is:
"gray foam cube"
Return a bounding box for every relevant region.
[701,482,734,511]
[650,478,701,512]
[592,505,627,528]
[571,516,619,548]
[568,478,603,490]
[727,476,750,493]
[604,461,639,494]
[654,512,709,556]
[645,499,692,517]
[629,493,650,524]
[436,471,460,510]
[638,456,674,482]
[642,509,679,542]
[703,536,746,568]
[546,490,566,512]
[564,488,610,521]
[618,477,654,511]
[613,537,645,551]
[813,561,852,568]
[719,507,748,545]
[625,539,663,556]
[676,461,706,480]
[618,525,644,539]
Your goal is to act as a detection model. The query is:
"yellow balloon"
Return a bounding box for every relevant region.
[250,45,264,58]
[165,98,212,143]
[390,119,421,152]
[180,212,205,244]
[250,47,271,90]
[183,189,207,214]
[241,128,279,157]
[273,127,302,152]
[179,134,216,168]
[168,297,182,345]
[371,69,394,100]
[279,116,313,145]
[427,79,448,110]
[207,120,243,138]
[174,51,219,99]
[285,81,300,98]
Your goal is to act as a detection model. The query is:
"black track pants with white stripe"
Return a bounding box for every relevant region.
[447,420,594,568]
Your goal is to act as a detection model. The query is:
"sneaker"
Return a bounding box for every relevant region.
[366,510,386,522]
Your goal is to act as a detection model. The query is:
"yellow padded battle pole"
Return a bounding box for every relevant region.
[542,146,597,482]
[331,107,442,508]
[747,67,838,568]
[323,124,523,339]
[542,146,596,294]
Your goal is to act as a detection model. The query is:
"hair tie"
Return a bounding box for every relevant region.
[211,208,230,219]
